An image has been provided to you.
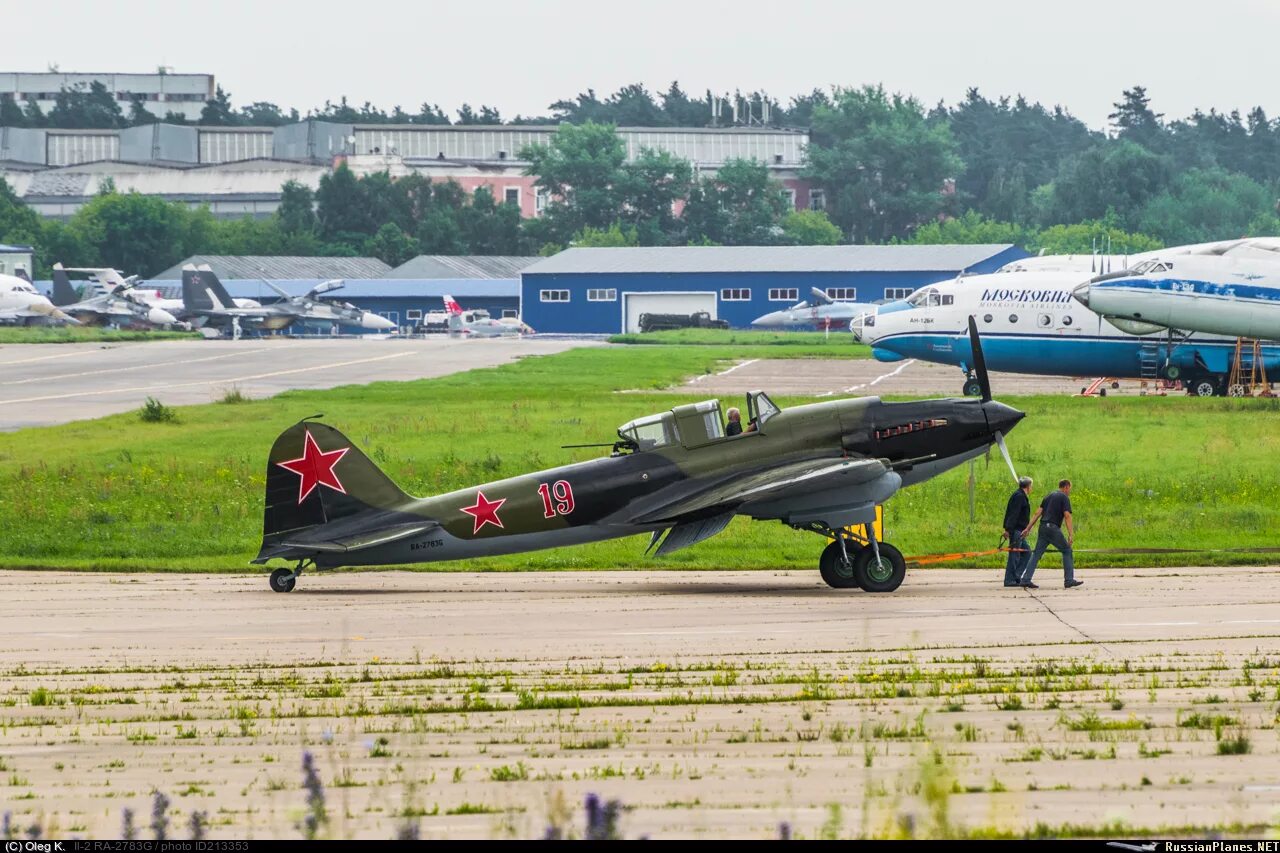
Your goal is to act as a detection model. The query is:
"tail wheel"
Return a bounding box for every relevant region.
[819,541,861,588]
[269,568,296,593]
[853,543,907,592]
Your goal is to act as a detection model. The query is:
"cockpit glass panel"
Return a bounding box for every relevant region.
[620,414,676,450]
[753,392,781,427]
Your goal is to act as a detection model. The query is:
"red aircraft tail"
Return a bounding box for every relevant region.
[443,294,463,316]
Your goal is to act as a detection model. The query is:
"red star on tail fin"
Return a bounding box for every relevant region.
[276,429,349,504]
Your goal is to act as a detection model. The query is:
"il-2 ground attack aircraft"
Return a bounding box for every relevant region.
[254,319,1022,593]
[181,265,395,335]
[752,287,876,330]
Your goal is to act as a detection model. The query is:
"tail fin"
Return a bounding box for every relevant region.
[443,294,463,315]
[51,265,81,306]
[257,421,419,561]
[182,264,237,312]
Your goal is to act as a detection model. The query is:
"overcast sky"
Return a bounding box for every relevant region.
[16,0,1280,129]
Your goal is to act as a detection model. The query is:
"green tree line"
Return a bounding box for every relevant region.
[5,82,1280,272]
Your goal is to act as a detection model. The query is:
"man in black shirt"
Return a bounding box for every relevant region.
[1020,479,1082,589]
[1001,477,1033,587]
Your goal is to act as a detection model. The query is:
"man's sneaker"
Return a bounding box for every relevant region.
[1020,582,1039,589]
[1065,579,1084,589]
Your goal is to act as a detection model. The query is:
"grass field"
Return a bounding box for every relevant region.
[609,328,871,357]
[0,327,199,344]
[0,344,1277,571]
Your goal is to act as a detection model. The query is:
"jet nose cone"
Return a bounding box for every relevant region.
[983,400,1025,436]
[149,307,177,325]
[751,311,785,328]
[362,313,396,330]
[1072,282,1091,308]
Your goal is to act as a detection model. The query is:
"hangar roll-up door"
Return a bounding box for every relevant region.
[623,292,717,333]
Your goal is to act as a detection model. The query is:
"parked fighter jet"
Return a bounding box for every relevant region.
[254,318,1022,593]
[0,269,78,325]
[50,264,178,328]
[181,265,395,335]
[444,294,533,337]
[751,287,876,330]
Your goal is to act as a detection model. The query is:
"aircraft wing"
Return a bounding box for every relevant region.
[627,456,892,524]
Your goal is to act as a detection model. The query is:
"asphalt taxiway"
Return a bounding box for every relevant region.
[0,337,600,430]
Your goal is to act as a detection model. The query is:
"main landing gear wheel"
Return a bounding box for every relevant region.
[819,540,861,588]
[962,378,983,397]
[853,543,906,593]
[1188,377,1218,398]
[269,568,296,593]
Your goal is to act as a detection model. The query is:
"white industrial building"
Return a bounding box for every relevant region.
[0,120,821,220]
[0,71,213,121]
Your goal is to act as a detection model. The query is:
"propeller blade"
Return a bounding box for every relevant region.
[994,431,1019,484]
[967,315,992,402]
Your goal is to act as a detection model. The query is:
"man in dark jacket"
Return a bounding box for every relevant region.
[1020,479,1082,589]
[1002,477,1033,587]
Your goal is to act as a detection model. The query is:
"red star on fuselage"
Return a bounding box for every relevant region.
[276,430,349,504]
[460,490,506,534]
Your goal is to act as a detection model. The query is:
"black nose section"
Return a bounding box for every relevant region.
[982,401,1024,436]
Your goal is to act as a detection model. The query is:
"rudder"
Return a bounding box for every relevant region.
[260,420,414,546]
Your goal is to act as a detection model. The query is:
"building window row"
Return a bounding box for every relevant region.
[768,288,798,302]
[720,288,751,302]
[540,290,570,303]
[587,289,617,302]
[884,287,914,300]
[826,287,857,301]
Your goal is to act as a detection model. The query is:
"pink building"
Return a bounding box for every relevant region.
[339,125,821,218]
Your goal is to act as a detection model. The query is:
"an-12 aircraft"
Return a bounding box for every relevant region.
[255,318,1022,593]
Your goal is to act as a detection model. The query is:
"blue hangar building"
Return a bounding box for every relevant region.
[519,244,1029,334]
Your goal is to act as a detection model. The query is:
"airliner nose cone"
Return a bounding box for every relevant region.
[983,401,1025,436]
[849,310,874,343]
[1072,282,1091,308]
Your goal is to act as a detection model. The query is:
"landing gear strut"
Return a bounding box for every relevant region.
[269,560,312,593]
[799,522,907,592]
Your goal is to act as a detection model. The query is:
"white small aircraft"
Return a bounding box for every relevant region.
[0,270,78,325]
[752,287,877,330]
[444,295,533,337]
[1072,237,1280,341]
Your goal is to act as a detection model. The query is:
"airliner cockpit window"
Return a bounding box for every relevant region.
[908,288,939,308]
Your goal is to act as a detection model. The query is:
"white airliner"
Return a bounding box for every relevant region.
[0,271,78,325]
[1072,237,1280,340]
[850,266,1280,398]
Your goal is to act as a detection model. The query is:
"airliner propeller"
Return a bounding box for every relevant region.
[968,315,1020,484]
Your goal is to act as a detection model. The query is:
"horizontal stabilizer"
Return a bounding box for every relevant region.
[279,521,439,553]
[653,512,734,556]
